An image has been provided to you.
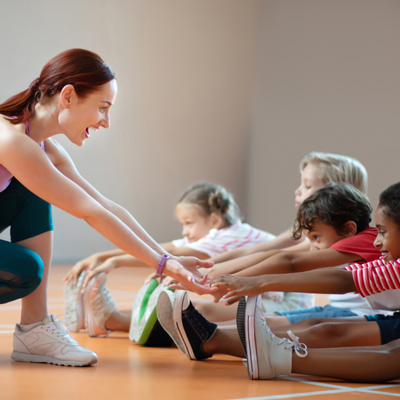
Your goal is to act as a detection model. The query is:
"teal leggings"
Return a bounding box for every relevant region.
[0,179,53,304]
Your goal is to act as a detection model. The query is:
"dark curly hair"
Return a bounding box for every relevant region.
[378,182,400,227]
[292,182,372,239]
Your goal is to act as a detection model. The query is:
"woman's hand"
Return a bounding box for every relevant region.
[211,274,266,305]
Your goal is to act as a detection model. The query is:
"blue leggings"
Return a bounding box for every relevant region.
[0,178,53,304]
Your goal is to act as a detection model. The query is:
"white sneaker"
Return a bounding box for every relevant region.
[84,273,117,337]
[156,290,185,354]
[64,270,87,332]
[237,296,307,380]
[11,314,98,366]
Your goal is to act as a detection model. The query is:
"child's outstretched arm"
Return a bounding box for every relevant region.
[209,228,303,264]
[233,248,363,277]
[64,242,178,285]
[206,240,310,277]
[212,267,356,305]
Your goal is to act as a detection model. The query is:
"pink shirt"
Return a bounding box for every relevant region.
[172,222,275,258]
[0,120,44,192]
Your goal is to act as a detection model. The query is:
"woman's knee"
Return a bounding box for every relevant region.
[22,250,44,290]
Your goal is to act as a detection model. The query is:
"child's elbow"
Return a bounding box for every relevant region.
[278,253,298,273]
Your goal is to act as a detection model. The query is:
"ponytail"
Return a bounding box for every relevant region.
[178,183,241,226]
[0,49,116,124]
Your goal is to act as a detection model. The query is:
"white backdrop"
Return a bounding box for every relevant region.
[0,0,399,262]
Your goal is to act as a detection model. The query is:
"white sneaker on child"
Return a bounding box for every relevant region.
[84,273,117,337]
[156,290,185,353]
[237,296,307,380]
[64,270,87,332]
[11,314,98,366]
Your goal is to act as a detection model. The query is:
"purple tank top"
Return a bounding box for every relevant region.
[0,120,45,192]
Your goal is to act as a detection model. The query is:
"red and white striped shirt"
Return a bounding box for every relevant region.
[345,257,400,297]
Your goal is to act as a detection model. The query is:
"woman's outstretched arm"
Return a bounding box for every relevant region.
[0,133,213,294]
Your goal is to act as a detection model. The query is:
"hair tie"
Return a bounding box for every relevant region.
[29,78,40,91]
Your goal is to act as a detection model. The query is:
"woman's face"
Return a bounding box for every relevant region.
[60,79,118,146]
[294,163,325,208]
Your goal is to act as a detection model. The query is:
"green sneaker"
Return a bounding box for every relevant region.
[129,282,173,346]
[128,279,159,342]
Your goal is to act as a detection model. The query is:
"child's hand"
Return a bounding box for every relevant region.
[264,291,284,303]
[80,257,119,292]
[173,256,213,278]
[63,253,103,285]
[163,259,217,296]
[211,274,265,305]
[144,271,166,284]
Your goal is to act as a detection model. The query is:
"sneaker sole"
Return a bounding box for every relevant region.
[64,270,87,332]
[247,296,262,380]
[173,291,196,360]
[237,297,247,354]
[157,290,185,354]
[129,280,159,342]
[11,350,97,367]
[132,284,165,344]
[84,273,109,337]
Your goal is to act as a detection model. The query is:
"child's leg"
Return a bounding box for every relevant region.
[274,320,381,348]
[203,324,245,358]
[276,316,365,331]
[292,340,400,382]
[265,306,360,330]
[104,309,131,331]
[192,298,238,323]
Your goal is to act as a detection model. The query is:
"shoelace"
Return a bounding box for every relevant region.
[41,314,78,344]
[261,318,308,358]
[286,330,308,358]
[185,303,214,339]
[92,284,113,314]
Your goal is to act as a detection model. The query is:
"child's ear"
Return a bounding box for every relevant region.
[343,221,357,237]
[210,213,223,229]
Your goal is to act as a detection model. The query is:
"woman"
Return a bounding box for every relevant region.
[0,48,213,367]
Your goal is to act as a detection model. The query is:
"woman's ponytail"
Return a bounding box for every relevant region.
[0,48,115,124]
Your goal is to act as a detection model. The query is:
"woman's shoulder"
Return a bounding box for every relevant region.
[0,116,28,148]
[0,115,25,136]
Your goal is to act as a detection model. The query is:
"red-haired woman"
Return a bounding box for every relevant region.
[0,49,213,367]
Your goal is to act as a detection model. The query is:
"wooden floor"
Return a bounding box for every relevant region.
[1,265,399,400]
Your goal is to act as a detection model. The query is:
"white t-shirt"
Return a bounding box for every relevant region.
[172,222,275,258]
[328,264,390,316]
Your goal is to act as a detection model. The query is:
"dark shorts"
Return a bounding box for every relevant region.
[0,178,53,242]
[366,312,400,344]
[275,304,358,324]
[0,178,52,303]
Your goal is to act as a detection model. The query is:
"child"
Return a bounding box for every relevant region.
[63,182,274,337]
[187,152,369,324]
[213,181,400,351]
[156,183,383,362]
[207,151,368,266]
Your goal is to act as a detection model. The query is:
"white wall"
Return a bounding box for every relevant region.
[246,0,400,233]
[1,0,399,262]
[0,0,259,261]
